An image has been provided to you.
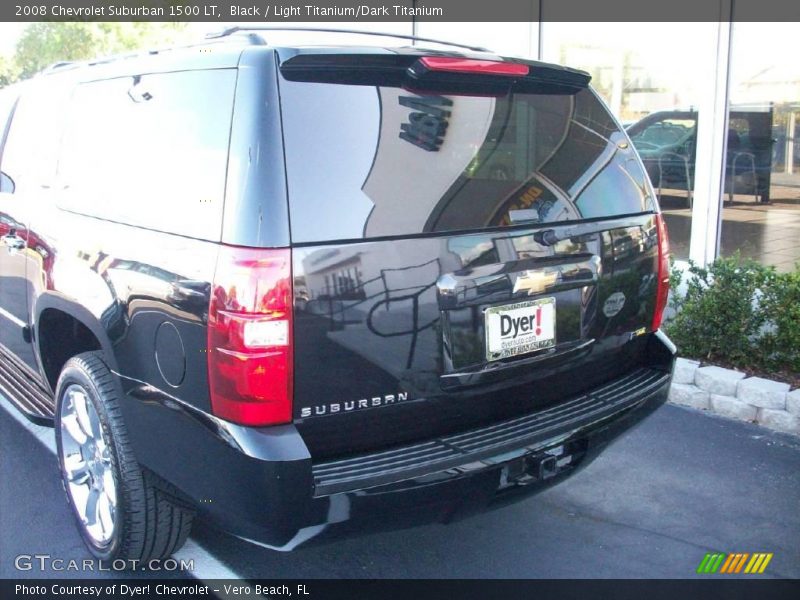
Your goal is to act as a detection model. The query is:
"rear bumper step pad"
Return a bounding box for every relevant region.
[312,367,669,496]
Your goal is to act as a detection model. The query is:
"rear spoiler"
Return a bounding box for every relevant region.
[277,51,591,94]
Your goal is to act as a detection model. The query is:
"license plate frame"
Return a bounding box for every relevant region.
[484,297,556,362]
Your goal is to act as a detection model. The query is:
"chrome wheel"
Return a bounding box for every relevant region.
[58,383,117,546]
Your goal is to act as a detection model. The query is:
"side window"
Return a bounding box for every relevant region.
[58,69,237,240]
[1,80,70,194]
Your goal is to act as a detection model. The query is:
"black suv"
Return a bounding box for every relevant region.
[0,30,675,562]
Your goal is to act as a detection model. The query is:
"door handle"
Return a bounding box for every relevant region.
[2,234,25,250]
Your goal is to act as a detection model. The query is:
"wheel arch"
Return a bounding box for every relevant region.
[34,293,121,393]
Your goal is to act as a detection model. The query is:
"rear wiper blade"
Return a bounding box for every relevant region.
[516,216,651,246]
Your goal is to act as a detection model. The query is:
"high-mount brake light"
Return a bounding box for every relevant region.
[207,246,293,426]
[417,57,530,77]
[652,214,671,332]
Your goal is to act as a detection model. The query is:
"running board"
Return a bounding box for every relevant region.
[0,345,55,426]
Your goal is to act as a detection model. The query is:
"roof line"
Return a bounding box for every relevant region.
[205,26,492,53]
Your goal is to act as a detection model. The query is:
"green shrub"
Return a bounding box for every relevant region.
[666,254,800,375]
[758,269,800,373]
[665,254,770,365]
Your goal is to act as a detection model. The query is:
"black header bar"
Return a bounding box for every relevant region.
[3,578,800,600]
[1,0,799,22]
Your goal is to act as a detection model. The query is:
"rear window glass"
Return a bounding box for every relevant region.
[280,79,654,244]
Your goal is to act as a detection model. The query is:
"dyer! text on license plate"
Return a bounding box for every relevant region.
[485,298,556,361]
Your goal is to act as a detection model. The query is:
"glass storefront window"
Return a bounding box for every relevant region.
[720,23,800,272]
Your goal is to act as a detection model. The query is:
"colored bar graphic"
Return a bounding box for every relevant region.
[734,553,749,573]
[697,553,726,573]
[699,552,773,575]
[719,554,736,573]
[745,554,760,573]
[696,553,713,573]
[745,553,774,574]
[759,553,773,573]
[720,553,737,573]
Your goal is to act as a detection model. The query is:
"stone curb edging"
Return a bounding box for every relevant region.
[669,358,800,436]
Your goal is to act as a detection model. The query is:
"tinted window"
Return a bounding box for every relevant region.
[280,80,654,243]
[58,69,236,240]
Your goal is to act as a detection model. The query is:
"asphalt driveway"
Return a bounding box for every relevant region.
[1,399,798,579]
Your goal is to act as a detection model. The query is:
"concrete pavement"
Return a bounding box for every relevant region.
[1,399,798,579]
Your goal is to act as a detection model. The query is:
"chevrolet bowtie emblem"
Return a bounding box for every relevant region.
[513,270,559,295]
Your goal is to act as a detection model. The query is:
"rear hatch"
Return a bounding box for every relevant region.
[277,49,665,459]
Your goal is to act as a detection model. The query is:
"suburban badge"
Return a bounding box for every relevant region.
[300,392,410,418]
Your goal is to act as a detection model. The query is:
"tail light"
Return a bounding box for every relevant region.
[416,57,530,77]
[652,214,671,331]
[208,246,292,426]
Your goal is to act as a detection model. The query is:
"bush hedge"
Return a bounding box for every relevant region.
[665,254,800,375]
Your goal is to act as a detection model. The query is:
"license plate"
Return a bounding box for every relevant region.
[485,298,556,361]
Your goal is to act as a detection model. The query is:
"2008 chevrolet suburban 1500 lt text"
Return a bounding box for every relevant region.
[0,29,675,562]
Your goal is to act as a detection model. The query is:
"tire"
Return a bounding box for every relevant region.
[54,351,193,563]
